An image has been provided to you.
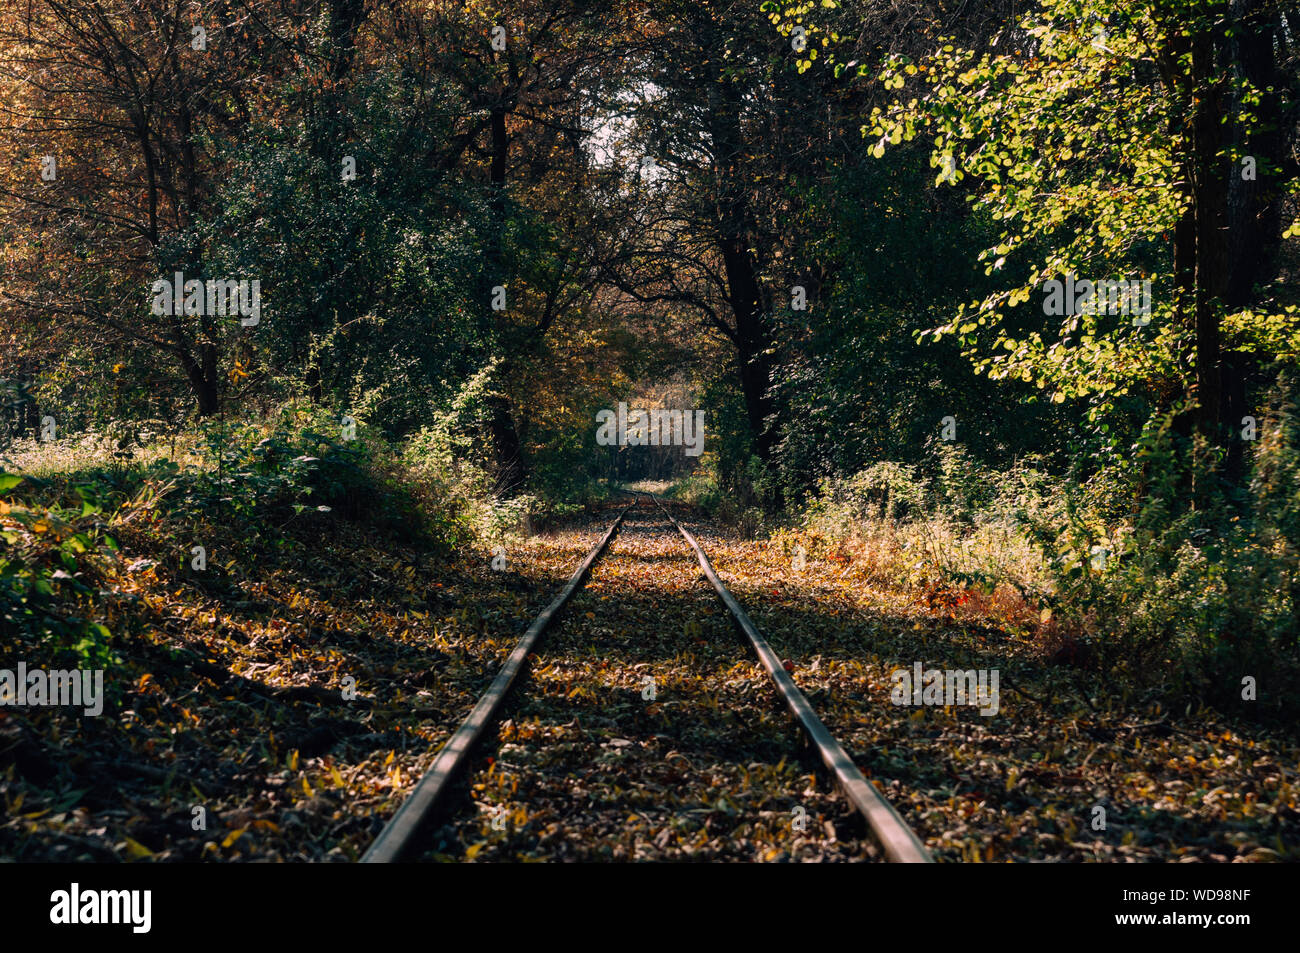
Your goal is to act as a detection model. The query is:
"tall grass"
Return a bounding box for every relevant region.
[779,420,1300,714]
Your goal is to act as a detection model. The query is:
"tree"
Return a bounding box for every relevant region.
[600,0,835,465]
[0,1,314,417]
[866,0,1300,499]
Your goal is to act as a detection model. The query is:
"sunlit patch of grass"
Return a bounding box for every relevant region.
[621,479,674,495]
[4,431,206,479]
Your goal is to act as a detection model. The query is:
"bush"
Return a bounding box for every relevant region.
[0,472,123,671]
[1039,382,1300,708]
[791,391,1300,715]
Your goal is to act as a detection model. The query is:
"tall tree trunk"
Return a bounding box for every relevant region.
[485,392,525,495]
[710,81,781,463]
[719,235,780,461]
[1182,5,1294,496]
[1220,0,1288,486]
[327,0,369,80]
[181,350,220,416]
[483,104,528,495]
[1189,28,1233,501]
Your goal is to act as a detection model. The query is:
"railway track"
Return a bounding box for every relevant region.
[361,495,932,863]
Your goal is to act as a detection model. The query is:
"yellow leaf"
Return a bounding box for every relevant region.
[123,837,155,859]
[465,842,486,860]
[302,776,314,796]
[220,828,247,849]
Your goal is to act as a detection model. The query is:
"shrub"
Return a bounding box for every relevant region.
[0,471,122,671]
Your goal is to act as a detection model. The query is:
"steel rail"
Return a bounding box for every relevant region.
[647,493,933,863]
[361,502,634,863]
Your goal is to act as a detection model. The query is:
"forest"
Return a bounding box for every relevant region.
[1,0,1298,870]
